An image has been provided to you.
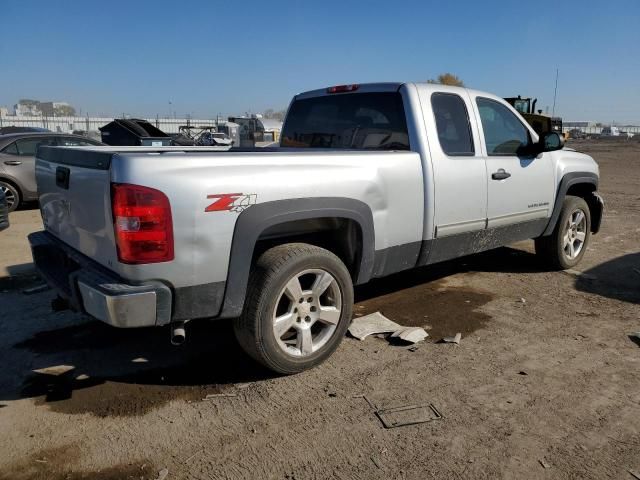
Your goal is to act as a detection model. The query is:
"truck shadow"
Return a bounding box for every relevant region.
[0,245,569,417]
[6,316,272,417]
[356,244,547,303]
[574,252,640,304]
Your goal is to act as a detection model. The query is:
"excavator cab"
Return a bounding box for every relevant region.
[504,95,537,115]
[504,95,563,138]
[513,99,529,114]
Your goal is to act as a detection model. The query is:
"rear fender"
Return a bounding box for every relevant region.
[219,197,375,319]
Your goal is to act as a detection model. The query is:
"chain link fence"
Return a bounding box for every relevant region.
[0,114,223,135]
[2,113,638,138]
[562,125,640,135]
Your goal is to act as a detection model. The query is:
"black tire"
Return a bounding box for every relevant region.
[0,181,20,213]
[234,243,354,374]
[535,195,591,269]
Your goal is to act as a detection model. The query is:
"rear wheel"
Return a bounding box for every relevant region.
[535,195,591,269]
[0,181,20,212]
[234,243,353,374]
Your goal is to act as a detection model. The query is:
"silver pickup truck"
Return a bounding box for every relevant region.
[29,82,603,373]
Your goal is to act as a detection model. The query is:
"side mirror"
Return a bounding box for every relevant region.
[540,131,564,152]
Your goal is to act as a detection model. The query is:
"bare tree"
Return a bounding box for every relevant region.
[427,73,465,87]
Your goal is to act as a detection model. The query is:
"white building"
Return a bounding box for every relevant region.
[14,102,41,116]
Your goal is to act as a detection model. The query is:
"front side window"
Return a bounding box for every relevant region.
[281,92,410,150]
[431,93,475,156]
[476,97,531,155]
[14,137,57,156]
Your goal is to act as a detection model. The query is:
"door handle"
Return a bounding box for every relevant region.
[4,160,22,166]
[491,169,511,180]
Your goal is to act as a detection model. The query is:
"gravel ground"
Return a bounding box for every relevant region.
[0,140,638,480]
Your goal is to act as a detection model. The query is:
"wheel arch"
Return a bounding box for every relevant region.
[542,172,600,236]
[219,197,375,318]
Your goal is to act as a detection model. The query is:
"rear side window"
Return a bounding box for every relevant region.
[58,137,99,146]
[476,97,531,155]
[281,92,410,150]
[14,137,57,156]
[431,93,475,156]
[1,142,19,155]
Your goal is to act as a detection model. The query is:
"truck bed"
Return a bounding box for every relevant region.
[35,145,425,293]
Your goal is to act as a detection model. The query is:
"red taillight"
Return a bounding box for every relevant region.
[326,84,360,94]
[111,183,174,264]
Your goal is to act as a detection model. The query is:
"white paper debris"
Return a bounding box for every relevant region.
[32,365,75,376]
[442,332,462,344]
[390,327,429,344]
[156,468,169,480]
[348,312,402,340]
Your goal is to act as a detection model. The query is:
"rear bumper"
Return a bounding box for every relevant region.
[28,231,172,328]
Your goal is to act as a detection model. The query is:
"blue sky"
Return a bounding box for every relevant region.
[2,0,639,123]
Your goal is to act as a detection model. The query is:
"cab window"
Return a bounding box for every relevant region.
[431,93,475,156]
[476,97,531,155]
[281,92,410,150]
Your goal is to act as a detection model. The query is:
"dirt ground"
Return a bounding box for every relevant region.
[0,140,638,480]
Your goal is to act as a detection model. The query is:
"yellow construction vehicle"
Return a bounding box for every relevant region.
[504,95,563,137]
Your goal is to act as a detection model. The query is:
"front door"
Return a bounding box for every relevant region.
[471,96,554,230]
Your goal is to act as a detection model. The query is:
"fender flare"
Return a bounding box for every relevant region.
[219,197,375,318]
[542,172,598,236]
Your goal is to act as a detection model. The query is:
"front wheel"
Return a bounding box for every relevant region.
[234,243,354,374]
[535,195,591,269]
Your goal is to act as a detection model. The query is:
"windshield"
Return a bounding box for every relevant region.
[281,92,410,150]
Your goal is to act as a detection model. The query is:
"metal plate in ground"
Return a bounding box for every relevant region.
[375,404,442,428]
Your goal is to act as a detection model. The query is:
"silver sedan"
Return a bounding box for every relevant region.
[0,132,102,211]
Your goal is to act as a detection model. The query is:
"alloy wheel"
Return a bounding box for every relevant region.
[563,209,587,260]
[272,268,342,357]
[0,184,17,211]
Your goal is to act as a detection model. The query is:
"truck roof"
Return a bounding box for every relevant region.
[295,82,504,104]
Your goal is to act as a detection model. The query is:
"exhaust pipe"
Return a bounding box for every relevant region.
[170,321,186,346]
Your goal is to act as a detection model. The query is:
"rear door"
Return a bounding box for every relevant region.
[418,88,487,237]
[471,96,554,229]
[1,136,58,197]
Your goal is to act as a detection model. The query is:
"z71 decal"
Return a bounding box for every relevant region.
[205,193,257,213]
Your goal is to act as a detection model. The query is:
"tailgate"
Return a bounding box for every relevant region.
[36,146,117,269]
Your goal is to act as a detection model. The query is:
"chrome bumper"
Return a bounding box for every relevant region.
[28,231,172,328]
